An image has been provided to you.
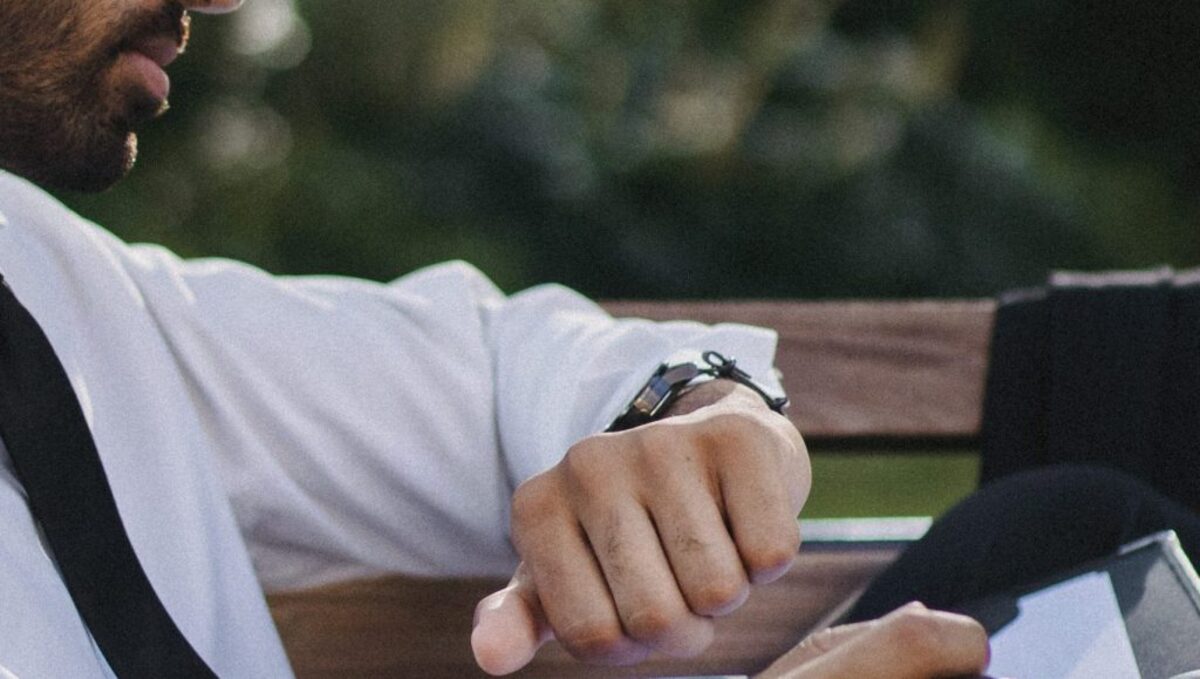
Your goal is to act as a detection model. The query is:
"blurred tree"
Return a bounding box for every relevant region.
[53,0,1200,299]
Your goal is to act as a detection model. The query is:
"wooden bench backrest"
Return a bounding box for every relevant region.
[604,300,995,443]
[268,300,997,678]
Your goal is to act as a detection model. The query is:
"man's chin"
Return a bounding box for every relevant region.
[15,131,139,194]
[2,79,167,193]
[71,140,138,193]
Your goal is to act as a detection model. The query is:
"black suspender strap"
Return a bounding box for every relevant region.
[0,276,216,678]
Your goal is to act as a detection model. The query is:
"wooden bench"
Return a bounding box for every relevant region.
[267,299,997,678]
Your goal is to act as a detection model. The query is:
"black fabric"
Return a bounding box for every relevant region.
[0,276,216,678]
[849,268,1200,623]
[845,464,1200,623]
[980,268,1200,513]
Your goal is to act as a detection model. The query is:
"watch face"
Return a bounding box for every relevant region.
[632,376,672,415]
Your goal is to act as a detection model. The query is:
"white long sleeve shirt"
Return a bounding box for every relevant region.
[0,169,781,678]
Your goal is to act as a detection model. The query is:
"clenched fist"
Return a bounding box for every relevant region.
[472,380,810,674]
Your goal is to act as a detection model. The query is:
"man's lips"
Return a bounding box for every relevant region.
[127,33,182,68]
[116,32,183,104]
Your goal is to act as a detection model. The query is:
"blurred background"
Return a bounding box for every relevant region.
[58,0,1200,299]
[54,0,1200,516]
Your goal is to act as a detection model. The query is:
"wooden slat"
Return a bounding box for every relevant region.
[269,547,899,679]
[601,300,995,441]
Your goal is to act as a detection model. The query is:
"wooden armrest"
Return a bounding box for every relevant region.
[268,547,901,678]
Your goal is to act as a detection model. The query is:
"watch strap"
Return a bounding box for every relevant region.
[607,351,787,432]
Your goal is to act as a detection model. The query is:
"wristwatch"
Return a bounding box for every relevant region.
[606,350,789,432]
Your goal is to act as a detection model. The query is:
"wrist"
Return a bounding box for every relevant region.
[662,379,748,418]
[607,351,788,432]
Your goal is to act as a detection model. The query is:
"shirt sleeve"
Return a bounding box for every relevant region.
[115,247,781,591]
[484,277,783,485]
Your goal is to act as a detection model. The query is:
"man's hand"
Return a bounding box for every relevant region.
[472,380,810,675]
[757,603,991,679]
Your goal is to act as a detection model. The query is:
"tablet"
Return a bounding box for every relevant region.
[959,531,1200,679]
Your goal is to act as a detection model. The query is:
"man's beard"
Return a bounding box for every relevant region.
[0,2,188,193]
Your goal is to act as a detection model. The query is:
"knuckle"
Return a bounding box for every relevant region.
[789,447,814,511]
[754,419,798,463]
[509,475,566,551]
[688,574,749,616]
[781,417,808,457]
[703,411,757,444]
[705,411,788,465]
[559,619,627,661]
[885,608,946,658]
[635,428,688,475]
[561,438,611,486]
[620,424,702,491]
[743,527,800,577]
[767,421,802,460]
[893,608,989,671]
[623,606,682,643]
[806,627,841,654]
[631,423,680,461]
[744,547,796,581]
[510,474,553,523]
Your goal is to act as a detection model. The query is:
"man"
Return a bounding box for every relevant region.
[0,1,987,677]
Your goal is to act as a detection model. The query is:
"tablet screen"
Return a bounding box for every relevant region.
[988,570,1139,678]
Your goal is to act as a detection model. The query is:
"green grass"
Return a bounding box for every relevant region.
[801,452,981,519]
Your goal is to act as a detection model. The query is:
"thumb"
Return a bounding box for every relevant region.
[472,562,554,676]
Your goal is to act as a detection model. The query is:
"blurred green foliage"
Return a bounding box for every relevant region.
[804,452,979,518]
[57,0,1200,298]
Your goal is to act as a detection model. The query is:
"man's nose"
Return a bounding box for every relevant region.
[178,0,243,13]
